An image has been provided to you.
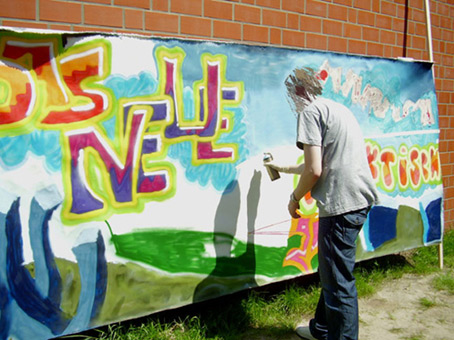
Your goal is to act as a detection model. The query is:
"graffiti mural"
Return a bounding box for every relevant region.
[0,28,442,339]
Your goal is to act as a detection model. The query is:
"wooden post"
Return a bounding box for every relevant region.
[423,0,444,270]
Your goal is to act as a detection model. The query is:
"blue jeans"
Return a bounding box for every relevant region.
[309,207,369,340]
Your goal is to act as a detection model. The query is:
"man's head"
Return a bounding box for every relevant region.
[285,67,323,113]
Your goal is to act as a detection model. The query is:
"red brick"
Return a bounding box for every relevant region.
[439,140,448,153]
[362,26,379,41]
[263,8,286,27]
[328,36,348,53]
[49,24,73,31]
[432,26,442,41]
[440,152,450,166]
[235,4,261,24]
[2,20,47,29]
[1,0,35,20]
[444,196,454,210]
[406,48,423,61]
[145,12,178,33]
[243,24,268,43]
[181,16,211,37]
[447,42,454,55]
[40,0,81,24]
[434,41,445,54]
[213,20,241,40]
[445,67,454,79]
[347,8,357,23]
[306,32,327,50]
[336,0,353,6]
[283,29,306,48]
[205,0,233,20]
[440,15,452,29]
[414,22,426,36]
[114,0,150,9]
[287,13,300,30]
[411,8,425,23]
[439,91,451,104]
[383,45,393,58]
[431,11,441,27]
[125,9,143,30]
[358,10,375,26]
[390,45,404,59]
[171,0,202,16]
[372,0,380,12]
[392,17,405,32]
[256,0,280,9]
[73,25,114,33]
[407,21,416,35]
[380,30,396,45]
[447,119,454,132]
[323,19,343,36]
[354,0,371,11]
[367,41,384,56]
[85,4,123,28]
[444,55,454,67]
[396,2,406,18]
[348,39,367,55]
[329,4,349,21]
[381,1,397,16]
[446,127,454,140]
[442,29,453,43]
[306,0,327,18]
[282,0,304,13]
[437,2,450,16]
[152,0,169,11]
[412,35,426,50]
[116,29,149,36]
[344,23,361,39]
[270,27,282,45]
[300,15,322,33]
[80,0,111,4]
[376,14,392,29]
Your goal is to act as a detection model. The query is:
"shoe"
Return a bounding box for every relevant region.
[295,325,317,340]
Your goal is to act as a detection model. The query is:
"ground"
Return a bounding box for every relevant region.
[358,272,454,340]
[272,272,454,340]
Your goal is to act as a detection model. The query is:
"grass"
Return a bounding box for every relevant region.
[433,271,454,294]
[419,297,437,309]
[61,230,454,340]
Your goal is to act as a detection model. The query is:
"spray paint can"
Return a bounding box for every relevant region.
[263,152,280,181]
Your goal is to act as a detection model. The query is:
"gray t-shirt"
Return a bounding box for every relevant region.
[297,97,379,217]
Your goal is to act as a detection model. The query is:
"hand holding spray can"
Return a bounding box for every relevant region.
[263,152,280,181]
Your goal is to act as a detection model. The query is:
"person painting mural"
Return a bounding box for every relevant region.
[265,67,379,340]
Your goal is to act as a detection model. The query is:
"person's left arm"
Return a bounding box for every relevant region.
[288,144,322,218]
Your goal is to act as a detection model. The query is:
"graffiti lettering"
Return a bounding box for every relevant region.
[0,37,113,131]
[0,36,243,222]
[366,140,441,193]
[283,212,319,273]
[318,60,435,125]
[0,59,36,129]
[157,47,241,164]
[43,43,113,126]
[62,46,243,222]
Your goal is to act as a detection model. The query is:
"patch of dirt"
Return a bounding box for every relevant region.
[359,272,454,340]
[276,271,454,340]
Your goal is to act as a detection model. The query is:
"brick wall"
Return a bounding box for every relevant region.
[1,0,453,228]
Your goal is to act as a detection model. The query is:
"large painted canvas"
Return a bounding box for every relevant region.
[0,28,442,339]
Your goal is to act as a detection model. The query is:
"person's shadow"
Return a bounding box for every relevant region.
[193,170,261,303]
